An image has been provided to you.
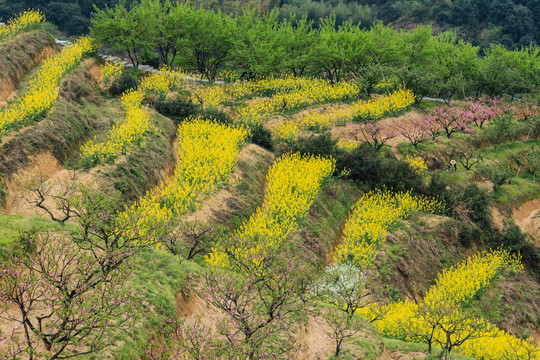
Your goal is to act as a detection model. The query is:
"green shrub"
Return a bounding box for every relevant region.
[109,69,141,96]
[477,161,513,190]
[500,220,528,252]
[340,144,424,192]
[497,219,539,274]
[156,98,198,119]
[140,47,160,69]
[458,224,473,249]
[484,114,524,147]
[248,123,273,150]
[431,178,493,232]
[200,107,232,125]
[276,132,339,159]
[524,115,540,139]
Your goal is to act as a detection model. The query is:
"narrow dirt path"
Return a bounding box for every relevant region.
[185,143,273,225]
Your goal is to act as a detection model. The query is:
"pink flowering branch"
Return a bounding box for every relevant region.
[355,123,397,150]
[394,119,429,147]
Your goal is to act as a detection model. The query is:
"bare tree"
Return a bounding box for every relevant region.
[161,220,214,260]
[449,140,483,171]
[23,172,80,224]
[0,233,135,359]
[312,264,380,357]
[205,256,312,360]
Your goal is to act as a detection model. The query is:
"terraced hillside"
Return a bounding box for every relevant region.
[0,10,538,360]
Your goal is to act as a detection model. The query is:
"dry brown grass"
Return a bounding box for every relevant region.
[0,30,58,104]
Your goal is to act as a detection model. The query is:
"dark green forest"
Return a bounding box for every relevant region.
[1,0,538,49]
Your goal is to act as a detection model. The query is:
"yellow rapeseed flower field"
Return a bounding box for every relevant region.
[80,70,181,163]
[118,117,248,242]
[274,88,415,142]
[403,154,428,174]
[0,36,95,137]
[424,250,523,307]
[334,189,444,268]
[101,61,124,86]
[207,153,335,270]
[364,251,534,359]
[236,80,359,126]
[191,75,327,107]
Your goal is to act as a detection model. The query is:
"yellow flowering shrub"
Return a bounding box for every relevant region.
[403,154,428,174]
[274,88,415,142]
[337,139,360,152]
[334,189,444,268]
[372,81,398,93]
[207,153,335,270]
[0,10,45,40]
[81,70,181,163]
[101,61,123,86]
[217,69,240,83]
[0,36,95,137]
[118,117,248,240]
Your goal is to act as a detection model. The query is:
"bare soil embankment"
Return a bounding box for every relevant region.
[0,31,58,105]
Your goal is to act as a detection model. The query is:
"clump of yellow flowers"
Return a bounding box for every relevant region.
[274,88,415,142]
[365,250,533,359]
[81,70,181,164]
[0,36,95,137]
[334,189,444,268]
[372,80,398,93]
[0,10,45,40]
[336,139,360,152]
[101,61,123,86]
[403,154,428,174]
[118,117,248,240]
[207,153,335,271]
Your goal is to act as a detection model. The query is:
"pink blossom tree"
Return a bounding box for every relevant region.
[394,119,429,147]
[355,123,397,150]
[423,106,475,138]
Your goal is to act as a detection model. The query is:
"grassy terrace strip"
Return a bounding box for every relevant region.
[363,251,532,359]
[80,70,180,164]
[207,152,335,270]
[274,88,415,142]
[0,10,45,40]
[118,117,248,239]
[235,79,360,126]
[0,36,94,137]
[334,189,443,269]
